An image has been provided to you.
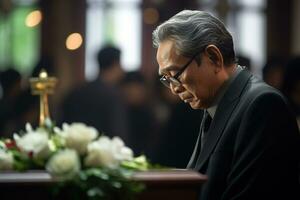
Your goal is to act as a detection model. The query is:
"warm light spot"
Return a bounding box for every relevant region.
[66,33,83,50]
[143,8,159,25]
[39,70,48,78]
[25,10,42,27]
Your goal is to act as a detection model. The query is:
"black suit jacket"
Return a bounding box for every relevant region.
[188,69,300,200]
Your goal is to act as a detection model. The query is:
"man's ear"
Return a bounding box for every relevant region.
[205,45,224,68]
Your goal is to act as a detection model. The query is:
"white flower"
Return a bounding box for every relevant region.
[111,137,134,161]
[0,140,6,149]
[46,149,80,179]
[14,123,50,159]
[85,136,133,169]
[0,149,14,170]
[56,123,98,155]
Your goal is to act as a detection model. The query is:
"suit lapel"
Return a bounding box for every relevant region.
[195,69,252,170]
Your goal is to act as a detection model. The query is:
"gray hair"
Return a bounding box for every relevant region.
[152,10,236,65]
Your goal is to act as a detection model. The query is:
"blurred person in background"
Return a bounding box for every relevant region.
[0,69,21,100]
[262,56,286,91]
[61,45,128,141]
[282,56,300,129]
[0,58,55,137]
[153,10,300,200]
[0,68,22,136]
[120,71,155,156]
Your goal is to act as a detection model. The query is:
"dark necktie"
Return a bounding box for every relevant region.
[200,111,212,151]
[187,110,212,169]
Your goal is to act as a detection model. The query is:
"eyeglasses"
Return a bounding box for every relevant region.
[160,53,198,88]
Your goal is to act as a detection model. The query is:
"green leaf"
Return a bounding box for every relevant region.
[111,181,122,189]
[87,187,104,197]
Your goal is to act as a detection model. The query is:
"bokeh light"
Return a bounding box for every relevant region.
[66,33,83,50]
[25,10,42,27]
[143,8,159,25]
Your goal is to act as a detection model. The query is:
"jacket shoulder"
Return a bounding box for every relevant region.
[243,76,286,104]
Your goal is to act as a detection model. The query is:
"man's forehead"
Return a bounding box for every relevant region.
[157,40,184,75]
[157,40,179,63]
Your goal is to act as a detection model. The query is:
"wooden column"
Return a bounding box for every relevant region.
[266,0,292,59]
[40,0,86,117]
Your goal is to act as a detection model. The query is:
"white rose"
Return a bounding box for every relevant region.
[57,123,98,155]
[85,136,118,168]
[14,123,50,159]
[111,137,133,161]
[46,149,80,179]
[0,149,14,170]
[85,136,133,169]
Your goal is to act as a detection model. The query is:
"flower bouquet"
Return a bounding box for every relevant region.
[0,120,151,200]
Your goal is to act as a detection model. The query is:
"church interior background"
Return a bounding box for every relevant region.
[1,0,300,167]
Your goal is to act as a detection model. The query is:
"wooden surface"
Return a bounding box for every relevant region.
[133,170,207,200]
[0,170,207,200]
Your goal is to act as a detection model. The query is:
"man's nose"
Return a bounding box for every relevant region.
[170,83,183,95]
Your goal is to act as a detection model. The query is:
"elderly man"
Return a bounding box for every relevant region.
[153,10,300,200]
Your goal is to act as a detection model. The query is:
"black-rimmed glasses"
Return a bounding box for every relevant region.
[160,53,198,88]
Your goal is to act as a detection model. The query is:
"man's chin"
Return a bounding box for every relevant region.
[189,100,205,109]
[189,99,212,109]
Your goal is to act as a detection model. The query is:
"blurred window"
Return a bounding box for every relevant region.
[0,0,40,74]
[85,0,142,80]
[198,0,266,75]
